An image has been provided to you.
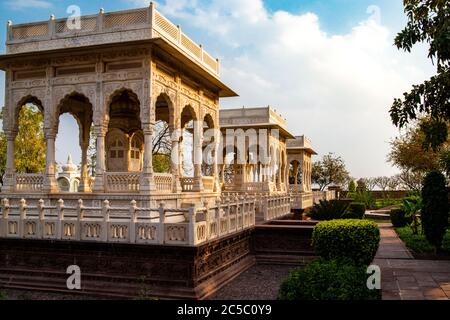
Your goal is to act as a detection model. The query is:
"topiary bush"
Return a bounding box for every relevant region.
[278,259,381,300]
[312,219,380,265]
[390,208,410,227]
[421,170,450,252]
[307,200,350,221]
[345,202,366,219]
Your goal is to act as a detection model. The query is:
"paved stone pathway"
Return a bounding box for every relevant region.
[374,223,450,300]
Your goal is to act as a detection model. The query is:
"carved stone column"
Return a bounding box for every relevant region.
[140,123,156,193]
[212,130,220,192]
[193,120,204,192]
[43,129,58,193]
[2,130,17,192]
[293,161,299,187]
[78,141,90,192]
[301,159,306,192]
[93,125,107,193]
[170,127,182,193]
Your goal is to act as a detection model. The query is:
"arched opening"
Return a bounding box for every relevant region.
[106,129,127,171]
[180,105,197,177]
[56,92,94,192]
[106,89,142,172]
[14,97,45,174]
[153,94,173,173]
[56,113,81,170]
[57,177,71,192]
[130,132,144,171]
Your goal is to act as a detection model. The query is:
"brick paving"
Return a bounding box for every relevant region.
[374,223,450,300]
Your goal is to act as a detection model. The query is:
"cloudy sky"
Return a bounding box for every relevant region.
[0,0,435,178]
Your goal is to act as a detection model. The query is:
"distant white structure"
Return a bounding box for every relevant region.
[56,155,80,192]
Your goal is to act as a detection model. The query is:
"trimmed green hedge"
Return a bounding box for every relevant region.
[312,219,380,265]
[390,208,409,228]
[278,259,381,300]
[345,202,366,219]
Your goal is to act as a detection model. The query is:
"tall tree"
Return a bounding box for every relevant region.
[0,105,46,184]
[421,170,449,252]
[312,153,350,191]
[390,0,450,152]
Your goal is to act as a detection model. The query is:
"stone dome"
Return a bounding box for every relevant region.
[61,154,78,173]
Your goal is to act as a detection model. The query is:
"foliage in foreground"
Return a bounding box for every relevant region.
[312,219,380,266]
[278,259,381,301]
[390,0,450,153]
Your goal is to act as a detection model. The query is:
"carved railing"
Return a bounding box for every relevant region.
[290,192,313,210]
[7,5,220,75]
[105,172,140,193]
[15,174,44,192]
[154,173,173,192]
[258,194,292,221]
[243,183,265,192]
[312,191,336,204]
[202,176,215,192]
[180,177,195,192]
[152,10,219,74]
[0,197,256,246]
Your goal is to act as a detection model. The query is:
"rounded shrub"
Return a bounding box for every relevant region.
[421,170,450,252]
[345,202,366,219]
[390,208,410,227]
[312,219,380,265]
[278,259,381,300]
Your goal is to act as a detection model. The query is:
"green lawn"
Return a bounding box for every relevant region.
[373,198,403,210]
[396,226,450,254]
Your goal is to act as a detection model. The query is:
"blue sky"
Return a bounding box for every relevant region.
[0,0,435,178]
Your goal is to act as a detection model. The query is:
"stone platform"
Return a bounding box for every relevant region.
[0,221,315,299]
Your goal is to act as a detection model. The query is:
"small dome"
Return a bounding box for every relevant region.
[61,154,78,172]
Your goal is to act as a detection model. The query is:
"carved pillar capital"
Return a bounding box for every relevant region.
[93,124,108,137]
[44,129,57,140]
[141,122,154,135]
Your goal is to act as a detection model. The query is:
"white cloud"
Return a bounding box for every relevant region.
[6,0,52,10]
[152,0,435,178]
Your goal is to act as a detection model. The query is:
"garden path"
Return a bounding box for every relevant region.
[374,223,450,300]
